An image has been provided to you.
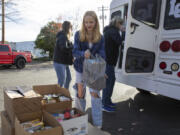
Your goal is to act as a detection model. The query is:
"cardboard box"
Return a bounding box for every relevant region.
[48,108,88,135]
[33,84,72,112]
[15,111,63,135]
[4,87,42,124]
[1,111,15,135]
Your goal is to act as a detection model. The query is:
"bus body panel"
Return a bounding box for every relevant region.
[115,70,180,100]
[110,0,180,100]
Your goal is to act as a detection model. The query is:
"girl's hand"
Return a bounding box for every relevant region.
[84,50,91,59]
[120,25,125,32]
[105,74,108,79]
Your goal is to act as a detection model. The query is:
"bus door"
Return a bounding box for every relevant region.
[122,0,162,74]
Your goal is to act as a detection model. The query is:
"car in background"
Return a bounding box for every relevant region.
[0,44,32,69]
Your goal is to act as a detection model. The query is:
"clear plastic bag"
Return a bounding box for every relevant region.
[83,55,106,90]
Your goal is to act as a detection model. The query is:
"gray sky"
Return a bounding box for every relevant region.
[2,0,110,42]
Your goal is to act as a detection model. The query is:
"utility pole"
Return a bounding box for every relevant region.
[2,0,5,44]
[98,5,108,31]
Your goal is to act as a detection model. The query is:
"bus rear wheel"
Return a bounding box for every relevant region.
[136,88,151,94]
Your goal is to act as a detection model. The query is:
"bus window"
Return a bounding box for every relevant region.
[111,10,122,19]
[131,0,161,28]
[111,5,128,24]
[164,0,180,30]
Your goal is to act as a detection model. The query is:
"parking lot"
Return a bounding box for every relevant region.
[1,61,180,135]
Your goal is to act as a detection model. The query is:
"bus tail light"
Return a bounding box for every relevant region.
[177,72,180,78]
[171,40,180,52]
[159,62,167,69]
[160,41,171,52]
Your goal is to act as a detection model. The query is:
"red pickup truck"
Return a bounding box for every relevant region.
[0,44,32,69]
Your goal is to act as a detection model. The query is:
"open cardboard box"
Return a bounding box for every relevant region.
[33,84,72,112]
[15,111,63,135]
[4,87,42,124]
[47,108,88,135]
[1,111,15,135]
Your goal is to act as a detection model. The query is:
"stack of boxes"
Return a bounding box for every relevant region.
[1,84,88,135]
[1,87,42,135]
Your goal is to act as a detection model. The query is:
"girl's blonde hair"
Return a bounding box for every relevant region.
[80,11,101,43]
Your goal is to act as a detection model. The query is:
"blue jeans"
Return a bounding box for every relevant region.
[73,84,102,127]
[89,88,102,127]
[53,62,72,89]
[102,64,115,106]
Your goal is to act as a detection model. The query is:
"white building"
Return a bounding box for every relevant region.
[10,41,49,58]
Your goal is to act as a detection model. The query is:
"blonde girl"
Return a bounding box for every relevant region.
[72,11,105,128]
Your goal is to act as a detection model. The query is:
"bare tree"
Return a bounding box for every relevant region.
[1,0,21,43]
[55,8,82,36]
[71,9,82,34]
[0,0,20,22]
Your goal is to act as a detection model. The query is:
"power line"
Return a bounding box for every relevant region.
[98,5,108,30]
[2,0,5,43]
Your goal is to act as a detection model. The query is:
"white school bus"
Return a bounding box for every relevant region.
[110,0,180,100]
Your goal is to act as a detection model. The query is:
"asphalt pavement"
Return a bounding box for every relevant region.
[1,61,180,135]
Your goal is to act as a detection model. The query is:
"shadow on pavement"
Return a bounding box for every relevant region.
[0,65,16,70]
[0,61,53,71]
[87,93,180,135]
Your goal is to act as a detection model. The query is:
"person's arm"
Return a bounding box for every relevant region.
[111,30,122,46]
[72,32,85,58]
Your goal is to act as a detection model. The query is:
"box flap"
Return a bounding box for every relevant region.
[47,108,85,115]
[43,111,60,127]
[33,84,71,98]
[55,86,71,98]
[16,111,42,123]
[5,90,24,99]
[43,102,72,113]
[5,89,42,99]
[16,86,25,96]
[24,90,41,98]
[4,87,42,99]
[48,108,88,135]
[15,111,63,135]
[1,111,15,135]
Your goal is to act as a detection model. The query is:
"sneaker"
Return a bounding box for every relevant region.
[102,106,115,112]
[109,102,116,108]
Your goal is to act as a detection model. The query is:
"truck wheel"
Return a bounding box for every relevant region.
[16,58,26,69]
[136,88,151,94]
